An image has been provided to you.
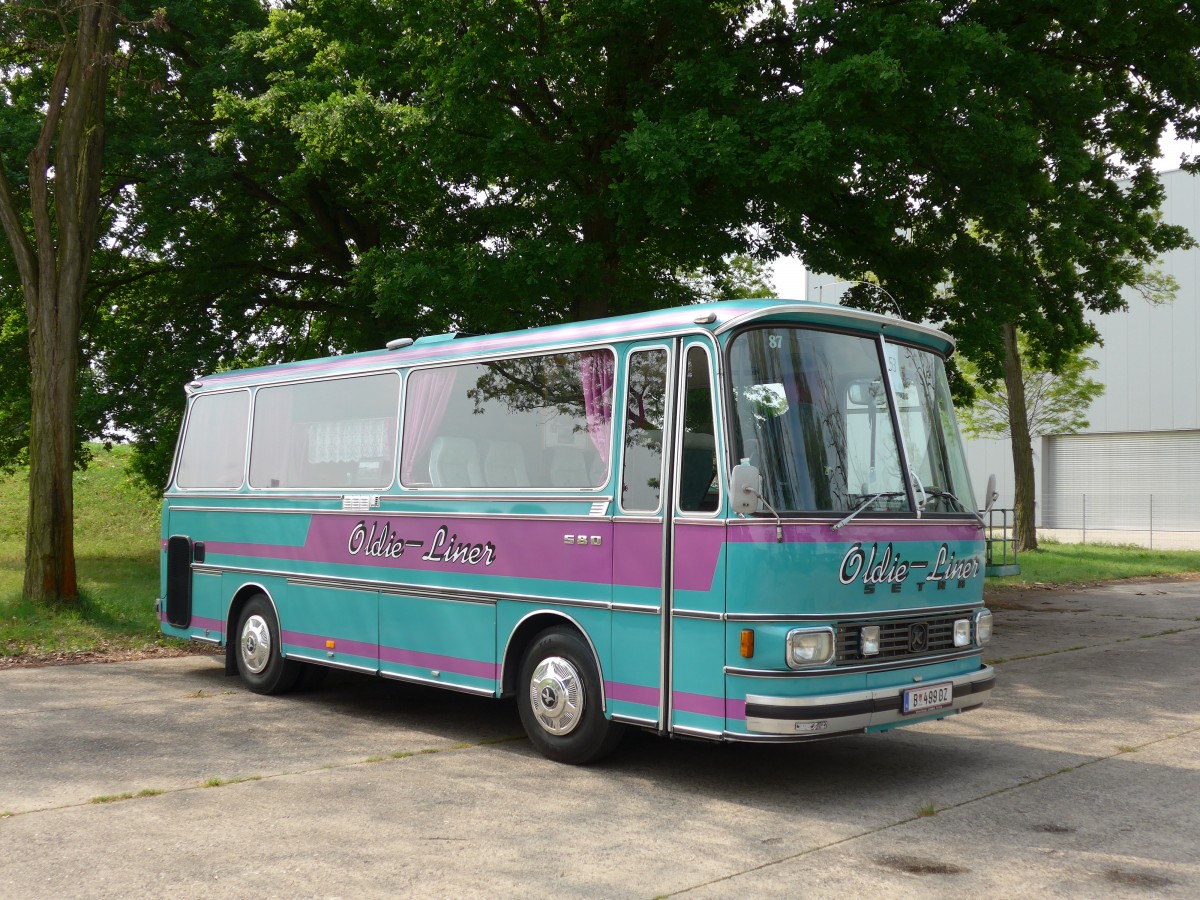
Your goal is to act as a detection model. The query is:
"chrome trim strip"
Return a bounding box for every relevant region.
[191,635,221,645]
[672,609,724,621]
[720,730,837,744]
[721,515,982,528]
[828,648,981,674]
[725,604,980,624]
[192,566,222,577]
[166,493,341,502]
[284,652,379,675]
[611,714,661,728]
[379,586,497,606]
[670,723,724,740]
[286,577,380,595]
[612,603,661,614]
[725,648,981,677]
[380,670,497,697]
[660,339,681,731]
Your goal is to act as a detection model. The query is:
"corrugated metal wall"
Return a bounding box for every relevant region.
[1043,430,1200,530]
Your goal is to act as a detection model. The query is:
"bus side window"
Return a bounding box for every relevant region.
[175,391,250,489]
[679,345,718,513]
[621,349,668,512]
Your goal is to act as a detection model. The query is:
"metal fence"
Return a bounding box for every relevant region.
[983,507,1019,575]
[1040,493,1200,549]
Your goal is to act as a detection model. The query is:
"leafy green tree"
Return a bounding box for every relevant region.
[213,0,776,337]
[0,0,124,603]
[754,1,1199,548]
[959,332,1104,441]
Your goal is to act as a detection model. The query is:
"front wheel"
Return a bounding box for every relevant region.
[517,627,624,764]
[235,594,301,695]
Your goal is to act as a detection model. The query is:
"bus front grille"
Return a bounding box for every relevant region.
[834,613,972,664]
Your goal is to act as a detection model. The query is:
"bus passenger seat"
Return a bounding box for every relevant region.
[484,440,530,488]
[430,437,482,488]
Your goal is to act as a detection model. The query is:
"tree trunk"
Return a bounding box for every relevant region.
[0,1,117,604]
[1002,322,1039,551]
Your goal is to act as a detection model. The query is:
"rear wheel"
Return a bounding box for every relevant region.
[235,594,301,695]
[517,627,624,764]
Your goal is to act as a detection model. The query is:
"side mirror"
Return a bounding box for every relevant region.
[730,460,762,516]
[982,473,998,516]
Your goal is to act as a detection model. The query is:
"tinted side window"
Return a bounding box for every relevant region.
[401,349,615,489]
[249,374,400,489]
[621,349,668,512]
[175,391,250,489]
[679,346,719,513]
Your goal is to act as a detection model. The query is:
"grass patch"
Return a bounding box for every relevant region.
[987,540,1200,588]
[90,793,135,804]
[916,803,937,818]
[0,445,188,659]
[202,776,258,788]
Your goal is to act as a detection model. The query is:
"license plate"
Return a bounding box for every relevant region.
[902,681,954,714]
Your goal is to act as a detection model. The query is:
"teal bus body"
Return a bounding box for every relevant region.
[160,300,993,762]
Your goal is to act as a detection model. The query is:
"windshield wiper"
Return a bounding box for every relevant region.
[922,487,986,526]
[831,491,907,531]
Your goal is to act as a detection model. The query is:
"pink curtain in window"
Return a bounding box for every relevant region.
[401,368,457,484]
[579,351,615,465]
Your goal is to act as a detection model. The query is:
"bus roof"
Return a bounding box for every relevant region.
[193,299,954,391]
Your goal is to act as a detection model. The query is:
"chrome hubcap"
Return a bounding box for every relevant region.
[529,656,583,736]
[240,614,272,675]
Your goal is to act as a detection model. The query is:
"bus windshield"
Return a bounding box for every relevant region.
[728,326,975,515]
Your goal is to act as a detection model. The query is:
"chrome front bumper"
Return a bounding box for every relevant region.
[743,665,995,737]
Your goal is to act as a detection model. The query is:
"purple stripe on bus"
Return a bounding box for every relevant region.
[206,514,723,593]
[378,645,499,680]
[612,521,663,589]
[672,690,726,719]
[673,523,726,590]
[605,681,660,707]
[282,630,376,660]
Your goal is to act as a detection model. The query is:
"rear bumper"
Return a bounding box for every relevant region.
[743,665,995,737]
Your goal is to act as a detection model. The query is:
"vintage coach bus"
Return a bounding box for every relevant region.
[159,300,995,763]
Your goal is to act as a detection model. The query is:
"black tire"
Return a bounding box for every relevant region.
[234,593,302,695]
[517,627,624,764]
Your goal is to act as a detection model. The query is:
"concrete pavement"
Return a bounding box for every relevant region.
[2,579,1198,898]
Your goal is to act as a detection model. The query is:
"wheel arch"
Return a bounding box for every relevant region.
[224,582,280,676]
[500,610,608,713]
